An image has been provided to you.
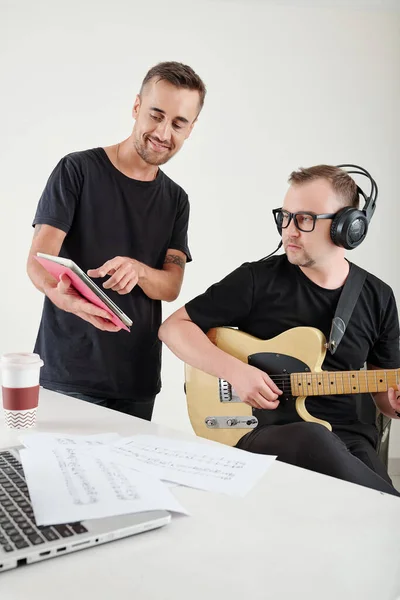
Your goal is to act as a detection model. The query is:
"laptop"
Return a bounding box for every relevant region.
[0,447,171,572]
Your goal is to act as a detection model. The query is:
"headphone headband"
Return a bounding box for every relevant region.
[335,163,378,224]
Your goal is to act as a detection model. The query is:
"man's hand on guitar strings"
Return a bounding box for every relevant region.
[230,364,283,410]
[387,384,400,416]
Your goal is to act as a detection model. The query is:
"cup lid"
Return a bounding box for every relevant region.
[0,353,44,368]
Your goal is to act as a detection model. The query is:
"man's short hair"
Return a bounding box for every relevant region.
[288,165,359,209]
[141,61,206,112]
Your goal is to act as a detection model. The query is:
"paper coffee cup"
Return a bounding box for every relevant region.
[1,353,44,429]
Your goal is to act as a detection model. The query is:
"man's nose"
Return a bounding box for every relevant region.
[286,217,300,236]
[154,120,172,143]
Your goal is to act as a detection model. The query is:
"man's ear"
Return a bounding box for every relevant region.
[132,94,141,119]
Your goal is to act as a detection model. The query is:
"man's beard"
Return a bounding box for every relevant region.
[297,257,316,268]
[284,242,315,268]
[134,133,174,166]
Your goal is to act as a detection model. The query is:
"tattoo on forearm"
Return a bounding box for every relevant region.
[164,254,186,269]
[33,224,42,237]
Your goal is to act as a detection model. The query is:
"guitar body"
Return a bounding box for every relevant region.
[184,326,328,446]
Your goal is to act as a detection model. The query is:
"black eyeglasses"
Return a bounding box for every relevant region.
[272,208,337,233]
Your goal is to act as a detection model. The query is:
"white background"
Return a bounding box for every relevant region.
[1,0,400,457]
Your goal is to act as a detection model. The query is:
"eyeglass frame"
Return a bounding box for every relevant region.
[272,208,337,233]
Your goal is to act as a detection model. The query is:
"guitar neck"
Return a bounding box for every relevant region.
[291,368,400,397]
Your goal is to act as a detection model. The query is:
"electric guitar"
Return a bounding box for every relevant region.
[184,326,399,446]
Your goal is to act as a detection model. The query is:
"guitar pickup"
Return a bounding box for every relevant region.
[204,416,258,429]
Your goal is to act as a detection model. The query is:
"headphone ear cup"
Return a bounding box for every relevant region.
[330,207,369,250]
[348,212,368,249]
[330,208,349,247]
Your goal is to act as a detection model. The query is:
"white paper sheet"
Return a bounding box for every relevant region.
[90,435,276,497]
[19,432,120,449]
[19,445,189,526]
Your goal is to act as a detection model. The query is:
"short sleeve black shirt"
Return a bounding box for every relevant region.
[33,148,191,398]
[186,254,400,426]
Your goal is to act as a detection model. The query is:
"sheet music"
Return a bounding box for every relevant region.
[91,435,276,497]
[19,445,188,526]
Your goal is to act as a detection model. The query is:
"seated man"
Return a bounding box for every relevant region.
[159,164,400,497]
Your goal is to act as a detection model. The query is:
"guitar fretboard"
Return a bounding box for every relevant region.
[291,369,400,396]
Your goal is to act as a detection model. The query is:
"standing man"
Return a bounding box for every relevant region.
[27,61,206,420]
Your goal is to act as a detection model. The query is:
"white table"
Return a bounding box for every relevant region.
[1,389,399,600]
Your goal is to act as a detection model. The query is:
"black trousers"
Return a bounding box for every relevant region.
[44,387,156,421]
[236,422,400,497]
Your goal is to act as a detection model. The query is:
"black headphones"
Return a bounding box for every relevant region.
[329,164,377,250]
[262,164,378,261]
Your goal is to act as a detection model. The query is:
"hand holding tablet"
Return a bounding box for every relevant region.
[34,253,132,332]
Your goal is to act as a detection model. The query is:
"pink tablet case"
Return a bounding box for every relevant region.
[35,256,131,332]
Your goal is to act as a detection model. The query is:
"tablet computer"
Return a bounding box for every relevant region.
[35,253,132,332]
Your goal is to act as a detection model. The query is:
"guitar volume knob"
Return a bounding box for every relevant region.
[226,418,238,427]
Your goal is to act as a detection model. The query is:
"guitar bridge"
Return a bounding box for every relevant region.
[205,416,258,429]
[218,379,241,403]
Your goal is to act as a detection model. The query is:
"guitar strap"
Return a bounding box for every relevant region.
[326,263,367,355]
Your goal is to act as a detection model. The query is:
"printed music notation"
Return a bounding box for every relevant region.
[18,432,276,525]
[19,443,188,525]
[91,435,276,496]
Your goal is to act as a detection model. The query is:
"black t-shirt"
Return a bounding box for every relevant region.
[185,254,400,427]
[33,148,192,399]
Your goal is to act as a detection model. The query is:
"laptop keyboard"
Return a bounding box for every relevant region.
[0,451,88,553]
